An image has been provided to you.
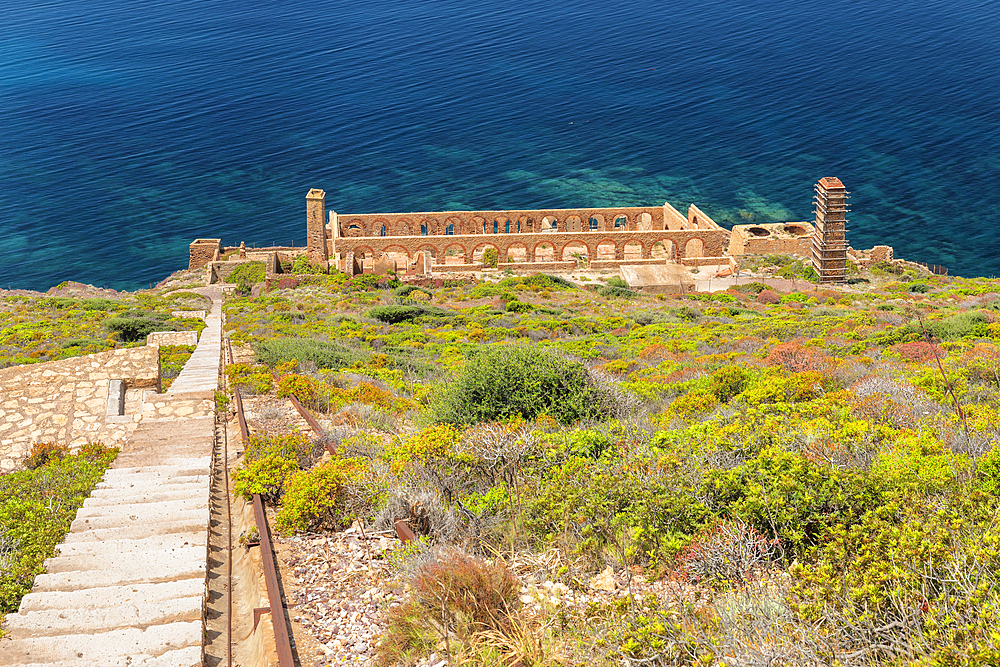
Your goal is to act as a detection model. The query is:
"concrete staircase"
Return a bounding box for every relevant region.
[0,288,224,666]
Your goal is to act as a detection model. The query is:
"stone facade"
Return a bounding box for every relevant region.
[321,200,729,273]
[728,222,815,257]
[188,239,221,271]
[0,347,160,471]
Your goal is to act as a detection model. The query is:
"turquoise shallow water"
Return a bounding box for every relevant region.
[2,0,999,290]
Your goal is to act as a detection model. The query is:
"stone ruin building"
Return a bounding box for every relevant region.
[189,177,943,286]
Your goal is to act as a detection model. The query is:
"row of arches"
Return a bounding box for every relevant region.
[344,237,706,264]
[337,211,660,239]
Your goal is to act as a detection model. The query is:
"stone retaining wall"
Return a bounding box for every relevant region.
[147,331,199,346]
[0,347,160,471]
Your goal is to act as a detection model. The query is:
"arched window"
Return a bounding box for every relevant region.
[380,225,387,237]
[505,220,510,234]
[589,217,599,231]
[446,224,454,236]
[421,224,427,236]
[493,220,499,234]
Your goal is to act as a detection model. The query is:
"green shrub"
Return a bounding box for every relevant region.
[225,363,273,395]
[977,444,1000,495]
[523,456,707,566]
[482,247,499,268]
[226,262,266,285]
[791,495,1000,663]
[709,366,754,403]
[504,300,534,313]
[0,445,118,613]
[103,315,170,342]
[291,256,327,275]
[433,344,618,425]
[232,454,298,504]
[598,286,637,298]
[24,442,69,470]
[275,458,365,534]
[704,446,879,556]
[606,276,629,288]
[368,304,449,324]
[255,338,362,370]
[393,284,432,299]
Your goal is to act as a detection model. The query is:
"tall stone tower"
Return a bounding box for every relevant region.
[811,177,849,283]
[305,189,329,268]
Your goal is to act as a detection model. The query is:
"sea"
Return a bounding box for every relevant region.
[2,0,999,291]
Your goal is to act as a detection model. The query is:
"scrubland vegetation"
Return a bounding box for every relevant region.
[0,443,118,623]
[220,263,1000,666]
[0,290,209,368]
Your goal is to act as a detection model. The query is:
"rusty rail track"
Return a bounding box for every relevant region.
[286,394,336,455]
[233,381,295,666]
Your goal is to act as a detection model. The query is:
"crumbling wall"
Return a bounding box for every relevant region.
[728,223,814,257]
[0,347,160,471]
[188,239,221,271]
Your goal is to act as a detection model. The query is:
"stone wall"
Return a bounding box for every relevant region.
[146,331,199,346]
[331,229,729,266]
[728,222,814,257]
[0,347,160,471]
[188,239,221,271]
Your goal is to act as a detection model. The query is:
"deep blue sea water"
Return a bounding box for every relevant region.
[2,0,999,291]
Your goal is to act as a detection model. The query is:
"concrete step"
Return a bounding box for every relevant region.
[62,517,206,543]
[18,579,206,614]
[83,488,205,507]
[74,496,206,520]
[55,534,205,559]
[101,465,209,479]
[3,595,203,637]
[31,553,204,592]
[13,646,203,667]
[43,543,205,575]
[70,507,205,533]
[94,475,210,491]
[0,622,201,665]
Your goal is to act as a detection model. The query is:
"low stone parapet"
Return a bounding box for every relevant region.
[147,331,199,347]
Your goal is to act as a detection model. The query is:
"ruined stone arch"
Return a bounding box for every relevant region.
[685,237,704,257]
[589,214,605,231]
[612,214,629,230]
[381,244,412,259]
[445,216,462,236]
[565,215,583,233]
[504,241,529,263]
[532,240,556,261]
[442,242,467,262]
[623,239,644,260]
[393,219,415,236]
[596,238,618,260]
[637,212,653,231]
[418,217,439,236]
[472,241,501,263]
[352,245,376,259]
[540,215,558,232]
[650,239,676,260]
[560,240,589,262]
[415,243,439,259]
[343,219,367,237]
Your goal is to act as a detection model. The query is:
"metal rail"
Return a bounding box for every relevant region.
[232,384,294,666]
[286,394,335,455]
[252,493,295,667]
